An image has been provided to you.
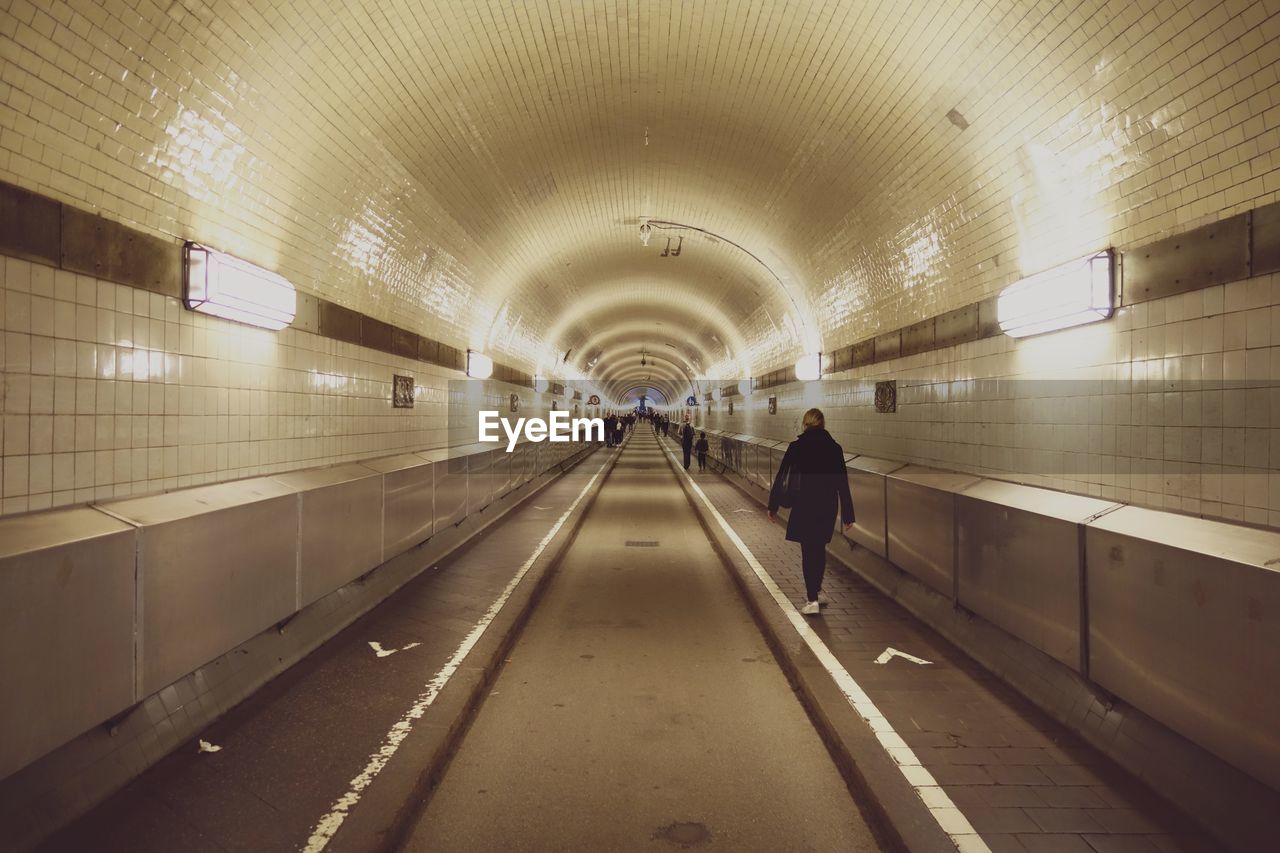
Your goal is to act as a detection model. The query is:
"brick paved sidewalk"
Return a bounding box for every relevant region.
[677,456,1218,853]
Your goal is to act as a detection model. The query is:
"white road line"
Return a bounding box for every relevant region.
[661,442,990,853]
[875,647,933,666]
[301,450,614,853]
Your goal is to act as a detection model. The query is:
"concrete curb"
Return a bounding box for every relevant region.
[701,451,1276,852]
[657,438,954,853]
[329,441,626,853]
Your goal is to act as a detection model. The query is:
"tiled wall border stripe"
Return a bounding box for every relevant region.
[753,199,1280,392]
[0,180,533,387]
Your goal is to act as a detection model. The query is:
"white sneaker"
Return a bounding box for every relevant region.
[817,591,831,606]
[800,601,820,616]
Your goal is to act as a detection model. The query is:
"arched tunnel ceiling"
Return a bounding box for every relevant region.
[2,1,1268,378]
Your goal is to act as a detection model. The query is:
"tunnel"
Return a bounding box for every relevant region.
[1,1,1279,850]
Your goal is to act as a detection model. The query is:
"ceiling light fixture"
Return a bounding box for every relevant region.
[794,353,822,382]
[997,249,1114,338]
[467,350,494,379]
[183,243,296,330]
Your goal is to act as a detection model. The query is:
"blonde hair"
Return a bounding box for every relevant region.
[802,408,825,431]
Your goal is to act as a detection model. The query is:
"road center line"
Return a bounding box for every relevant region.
[661,441,990,853]
[302,450,614,853]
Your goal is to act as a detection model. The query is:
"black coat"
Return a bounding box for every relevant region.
[681,424,694,448]
[768,428,855,544]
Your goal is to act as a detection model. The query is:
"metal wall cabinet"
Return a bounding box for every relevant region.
[362,454,434,562]
[271,464,385,608]
[102,478,299,696]
[0,508,137,779]
[885,466,981,597]
[958,481,1120,671]
[844,455,906,558]
[1085,507,1280,790]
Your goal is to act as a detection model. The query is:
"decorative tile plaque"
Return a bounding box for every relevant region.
[392,374,414,408]
[874,380,897,413]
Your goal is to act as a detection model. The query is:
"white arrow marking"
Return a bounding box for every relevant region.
[368,641,421,658]
[875,647,933,666]
[198,739,222,753]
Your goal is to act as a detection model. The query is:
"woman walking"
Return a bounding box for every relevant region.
[767,408,854,615]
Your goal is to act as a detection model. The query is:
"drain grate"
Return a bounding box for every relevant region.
[625,540,660,548]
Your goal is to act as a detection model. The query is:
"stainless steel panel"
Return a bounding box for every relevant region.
[1086,507,1280,790]
[0,508,137,778]
[491,449,512,498]
[769,443,790,489]
[0,179,61,267]
[844,456,906,557]
[1122,212,1250,304]
[885,466,981,596]
[934,303,980,348]
[1252,200,1280,275]
[364,454,434,560]
[739,440,756,483]
[874,331,901,362]
[424,452,468,528]
[852,339,875,367]
[958,481,1119,670]
[725,436,743,473]
[976,295,1001,338]
[754,440,783,488]
[466,447,494,515]
[60,205,181,297]
[104,479,299,696]
[507,440,527,486]
[272,464,384,607]
[826,345,854,373]
[900,318,935,356]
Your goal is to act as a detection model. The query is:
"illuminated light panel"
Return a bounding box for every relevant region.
[467,350,494,379]
[794,353,822,382]
[997,250,1115,338]
[184,243,296,330]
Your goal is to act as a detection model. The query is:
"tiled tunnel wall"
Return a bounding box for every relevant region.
[703,270,1280,528]
[0,251,567,516]
[2,1,1279,372]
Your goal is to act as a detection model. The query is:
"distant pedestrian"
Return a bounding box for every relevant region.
[767,408,854,616]
[675,420,696,468]
[695,431,708,471]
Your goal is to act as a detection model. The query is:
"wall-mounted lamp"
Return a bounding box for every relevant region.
[467,350,494,379]
[639,221,652,247]
[183,243,296,330]
[794,353,822,382]
[997,249,1115,338]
